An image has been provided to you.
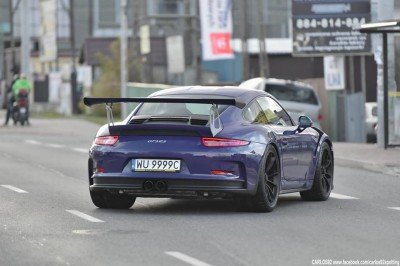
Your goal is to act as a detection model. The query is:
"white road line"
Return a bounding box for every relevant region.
[66,210,104,223]
[388,207,400,211]
[330,193,359,200]
[165,251,212,266]
[1,185,28,193]
[25,139,41,145]
[45,143,65,149]
[71,148,87,153]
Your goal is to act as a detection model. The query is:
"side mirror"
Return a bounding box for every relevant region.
[298,115,313,130]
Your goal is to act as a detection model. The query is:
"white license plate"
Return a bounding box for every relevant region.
[20,108,26,113]
[132,159,181,172]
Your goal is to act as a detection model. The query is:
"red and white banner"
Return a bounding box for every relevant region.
[199,0,234,61]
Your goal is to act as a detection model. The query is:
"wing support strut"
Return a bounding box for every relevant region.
[105,103,115,126]
[210,104,223,137]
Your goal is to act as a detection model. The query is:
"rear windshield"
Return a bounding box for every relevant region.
[136,102,226,116]
[265,84,319,105]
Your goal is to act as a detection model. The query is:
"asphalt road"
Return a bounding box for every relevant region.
[1,118,399,266]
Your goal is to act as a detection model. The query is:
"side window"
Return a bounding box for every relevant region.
[243,101,268,124]
[256,97,293,126]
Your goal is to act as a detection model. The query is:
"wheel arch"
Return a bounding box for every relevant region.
[255,141,281,191]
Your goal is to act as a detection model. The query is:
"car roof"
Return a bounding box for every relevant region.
[150,86,268,103]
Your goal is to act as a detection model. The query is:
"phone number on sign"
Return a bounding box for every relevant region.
[295,17,367,30]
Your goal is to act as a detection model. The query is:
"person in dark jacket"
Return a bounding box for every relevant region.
[3,74,19,126]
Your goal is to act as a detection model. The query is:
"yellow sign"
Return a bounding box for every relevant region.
[388,91,400,97]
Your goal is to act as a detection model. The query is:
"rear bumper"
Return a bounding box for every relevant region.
[90,176,251,197]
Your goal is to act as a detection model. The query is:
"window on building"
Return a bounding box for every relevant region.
[97,0,121,28]
[264,0,291,38]
[57,0,70,37]
[12,0,41,37]
[0,2,11,35]
[232,0,291,39]
[148,0,193,16]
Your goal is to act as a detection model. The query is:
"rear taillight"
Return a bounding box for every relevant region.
[317,113,324,121]
[96,167,105,173]
[94,136,119,146]
[201,137,249,147]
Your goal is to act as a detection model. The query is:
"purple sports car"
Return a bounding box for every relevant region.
[84,86,334,212]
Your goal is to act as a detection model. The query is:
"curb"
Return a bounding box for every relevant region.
[335,156,400,177]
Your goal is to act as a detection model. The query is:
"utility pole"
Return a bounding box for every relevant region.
[61,0,78,114]
[194,1,201,84]
[240,0,249,80]
[69,0,78,114]
[256,0,270,78]
[0,28,3,81]
[20,0,30,79]
[120,0,128,118]
[8,0,21,75]
[256,0,265,77]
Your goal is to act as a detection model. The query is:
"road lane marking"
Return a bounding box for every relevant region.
[66,210,104,223]
[45,143,65,149]
[330,193,359,200]
[165,251,212,266]
[25,140,41,145]
[1,185,28,193]
[388,207,400,211]
[71,148,87,154]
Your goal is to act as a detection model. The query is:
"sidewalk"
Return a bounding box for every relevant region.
[334,142,400,177]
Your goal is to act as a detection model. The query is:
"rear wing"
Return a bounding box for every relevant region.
[83,96,245,136]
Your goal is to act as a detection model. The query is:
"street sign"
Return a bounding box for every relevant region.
[324,56,345,90]
[199,0,234,61]
[166,35,185,74]
[292,0,371,56]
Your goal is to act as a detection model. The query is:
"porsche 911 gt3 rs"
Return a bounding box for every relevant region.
[84,86,334,212]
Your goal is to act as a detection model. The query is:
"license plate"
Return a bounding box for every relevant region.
[20,108,26,114]
[132,159,181,172]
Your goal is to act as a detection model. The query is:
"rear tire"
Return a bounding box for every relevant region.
[90,190,135,209]
[300,142,333,201]
[235,145,281,212]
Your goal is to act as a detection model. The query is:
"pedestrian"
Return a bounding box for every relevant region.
[3,74,19,126]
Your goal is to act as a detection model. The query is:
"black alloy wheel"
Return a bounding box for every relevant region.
[320,148,333,194]
[264,149,280,205]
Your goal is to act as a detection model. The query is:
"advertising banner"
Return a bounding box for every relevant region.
[40,0,57,62]
[199,0,234,61]
[292,0,371,56]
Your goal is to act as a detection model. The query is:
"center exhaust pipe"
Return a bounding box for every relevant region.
[143,180,154,191]
[154,181,167,192]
